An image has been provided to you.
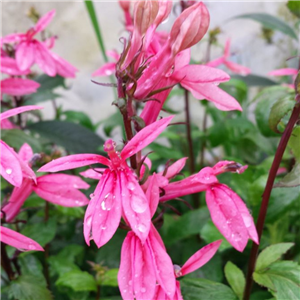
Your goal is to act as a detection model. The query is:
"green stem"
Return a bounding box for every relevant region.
[243,99,300,300]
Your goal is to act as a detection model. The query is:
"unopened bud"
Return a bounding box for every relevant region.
[119,0,131,11]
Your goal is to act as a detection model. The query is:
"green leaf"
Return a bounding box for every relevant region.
[231,74,277,87]
[288,126,300,161]
[56,270,97,292]
[181,278,238,300]
[224,262,245,300]
[1,129,41,152]
[48,257,80,277]
[101,269,119,287]
[275,162,300,187]
[99,111,123,136]
[27,120,104,154]
[269,96,295,133]
[200,220,232,251]
[219,79,248,103]
[287,1,300,18]
[21,218,57,247]
[5,275,52,300]
[232,13,298,40]
[255,243,294,271]
[253,261,300,300]
[160,208,210,246]
[62,110,95,131]
[18,254,45,283]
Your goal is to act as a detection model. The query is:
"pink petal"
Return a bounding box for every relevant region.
[174,49,191,71]
[84,170,122,248]
[0,105,43,121]
[180,240,222,276]
[51,52,78,78]
[224,61,251,76]
[34,41,56,76]
[206,56,225,68]
[1,33,25,45]
[18,143,34,163]
[0,226,44,251]
[158,157,188,179]
[107,50,120,61]
[121,116,174,159]
[37,174,89,189]
[120,169,151,243]
[224,39,231,59]
[16,41,35,71]
[146,173,160,217]
[38,154,110,173]
[118,232,135,300]
[34,10,56,33]
[181,81,242,111]
[173,65,230,83]
[80,168,104,180]
[206,185,249,252]
[92,62,116,77]
[0,119,18,129]
[147,226,176,297]
[1,78,40,96]
[153,285,168,300]
[174,281,184,300]
[140,157,152,180]
[0,56,30,75]
[268,68,298,76]
[0,141,23,187]
[2,178,33,222]
[218,184,258,244]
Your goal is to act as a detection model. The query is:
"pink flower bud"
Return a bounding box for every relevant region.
[170,2,210,55]
[119,0,131,11]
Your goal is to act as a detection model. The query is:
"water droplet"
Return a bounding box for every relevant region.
[134,274,139,278]
[86,216,92,227]
[123,289,127,293]
[101,226,106,230]
[73,184,78,188]
[5,168,12,175]
[28,244,36,250]
[242,214,252,228]
[101,193,114,211]
[131,194,148,213]
[128,280,132,285]
[127,182,135,191]
[141,287,146,293]
[75,200,80,205]
[137,224,147,233]
[90,193,95,199]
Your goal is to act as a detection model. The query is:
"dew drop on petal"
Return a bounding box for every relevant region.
[128,280,132,286]
[101,226,107,230]
[73,184,78,188]
[137,223,147,233]
[90,193,95,199]
[28,244,36,250]
[86,216,92,227]
[131,195,148,213]
[141,287,146,293]
[127,182,135,191]
[101,193,114,211]
[5,168,12,175]
[242,214,252,228]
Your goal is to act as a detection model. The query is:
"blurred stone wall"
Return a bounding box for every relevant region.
[1,1,298,130]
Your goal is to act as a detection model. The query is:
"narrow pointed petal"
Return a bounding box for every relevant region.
[2,179,33,222]
[206,185,249,252]
[268,68,298,76]
[38,154,110,173]
[174,281,184,300]
[121,116,174,159]
[218,184,258,244]
[0,56,30,75]
[36,174,90,189]
[35,41,56,76]
[1,78,40,96]
[159,157,188,179]
[120,169,151,243]
[180,240,222,276]
[16,41,35,71]
[92,62,116,77]
[153,285,168,300]
[0,226,43,251]
[34,10,56,33]
[0,141,23,187]
[18,143,34,163]
[118,232,135,300]
[147,226,176,298]
[1,33,25,45]
[146,173,160,217]
[224,61,251,76]
[84,170,122,248]
[224,39,231,59]
[80,168,104,180]
[51,52,78,78]
[0,105,43,121]
[206,56,225,68]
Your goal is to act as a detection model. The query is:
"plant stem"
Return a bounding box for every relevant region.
[1,243,14,280]
[200,108,208,168]
[44,202,50,288]
[243,100,300,300]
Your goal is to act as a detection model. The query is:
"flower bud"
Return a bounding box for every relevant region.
[119,0,130,11]
[169,2,210,55]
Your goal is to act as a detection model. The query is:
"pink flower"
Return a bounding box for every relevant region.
[0,56,30,75]
[153,240,222,299]
[38,116,174,248]
[92,50,120,77]
[160,161,258,252]
[0,106,43,187]
[118,225,176,300]
[268,68,297,89]
[207,39,251,76]
[1,78,40,96]
[2,143,90,222]
[0,226,43,251]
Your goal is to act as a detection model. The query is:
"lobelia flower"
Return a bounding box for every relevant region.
[160,161,258,252]
[2,143,90,222]
[0,106,43,187]
[38,116,174,248]
[118,224,176,300]
[268,68,298,89]
[206,39,251,75]
[153,240,222,300]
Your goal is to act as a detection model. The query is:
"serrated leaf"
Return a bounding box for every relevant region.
[269,96,295,133]
[5,275,52,300]
[224,262,245,300]
[21,218,57,247]
[181,278,238,300]
[232,13,298,40]
[287,1,300,18]
[27,121,104,154]
[255,243,294,271]
[253,261,300,300]
[56,270,97,292]
[231,74,277,87]
[1,129,41,152]
[101,269,119,287]
[275,162,300,187]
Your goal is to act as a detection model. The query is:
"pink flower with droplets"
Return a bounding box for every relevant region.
[38,116,174,248]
